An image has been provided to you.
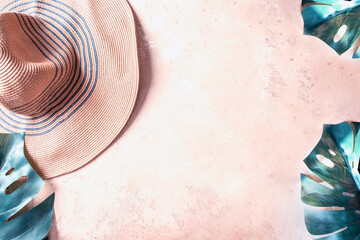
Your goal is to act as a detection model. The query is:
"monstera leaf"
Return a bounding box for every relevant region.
[0,133,54,239]
[301,121,360,239]
[301,0,360,58]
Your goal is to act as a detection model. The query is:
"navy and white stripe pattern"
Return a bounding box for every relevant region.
[0,0,98,136]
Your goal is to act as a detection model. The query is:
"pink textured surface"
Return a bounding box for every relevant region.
[32,0,360,239]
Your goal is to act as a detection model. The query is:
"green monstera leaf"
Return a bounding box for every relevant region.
[301,121,360,239]
[301,0,360,58]
[0,133,54,239]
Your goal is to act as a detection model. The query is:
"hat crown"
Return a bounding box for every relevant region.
[0,12,61,114]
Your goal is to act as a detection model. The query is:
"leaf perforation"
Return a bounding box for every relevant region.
[0,133,54,239]
[302,122,360,239]
[302,0,360,57]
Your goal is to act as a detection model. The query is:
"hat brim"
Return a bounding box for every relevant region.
[0,0,139,178]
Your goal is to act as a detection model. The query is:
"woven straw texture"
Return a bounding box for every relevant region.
[0,0,139,178]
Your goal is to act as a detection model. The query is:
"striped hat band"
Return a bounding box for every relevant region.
[0,1,97,136]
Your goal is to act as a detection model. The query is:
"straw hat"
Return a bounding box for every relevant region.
[0,0,139,178]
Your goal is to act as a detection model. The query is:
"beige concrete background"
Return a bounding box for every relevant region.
[33,0,360,239]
